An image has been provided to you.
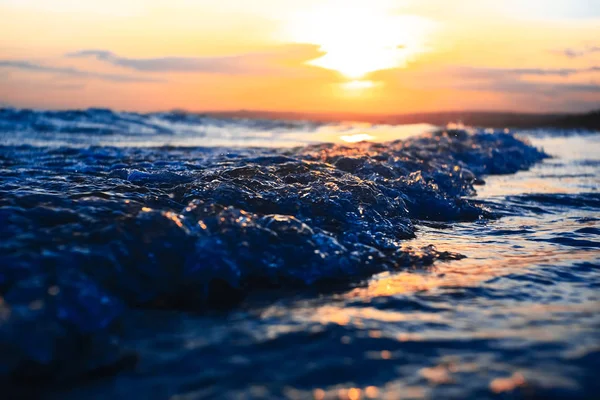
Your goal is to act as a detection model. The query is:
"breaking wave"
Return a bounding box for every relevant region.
[0,114,547,380]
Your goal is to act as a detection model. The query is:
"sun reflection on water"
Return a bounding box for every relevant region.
[340,133,375,143]
[274,219,600,346]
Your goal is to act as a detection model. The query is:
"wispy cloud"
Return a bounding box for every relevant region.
[448,66,600,96]
[0,60,162,82]
[452,65,600,78]
[376,64,600,98]
[555,46,600,59]
[66,45,326,76]
[456,80,600,95]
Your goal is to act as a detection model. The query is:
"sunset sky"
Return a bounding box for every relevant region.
[1,0,599,114]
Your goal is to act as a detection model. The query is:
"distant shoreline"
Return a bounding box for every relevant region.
[2,107,599,130]
[207,109,600,130]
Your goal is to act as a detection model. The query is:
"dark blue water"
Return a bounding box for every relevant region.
[0,109,598,399]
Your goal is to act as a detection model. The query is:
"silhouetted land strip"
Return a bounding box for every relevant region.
[210,109,600,130]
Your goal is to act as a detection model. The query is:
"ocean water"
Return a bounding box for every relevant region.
[0,109,598,399]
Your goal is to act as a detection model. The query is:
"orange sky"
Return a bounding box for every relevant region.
[0,0,599,113]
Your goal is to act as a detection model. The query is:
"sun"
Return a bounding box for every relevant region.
[284,0,434,80]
